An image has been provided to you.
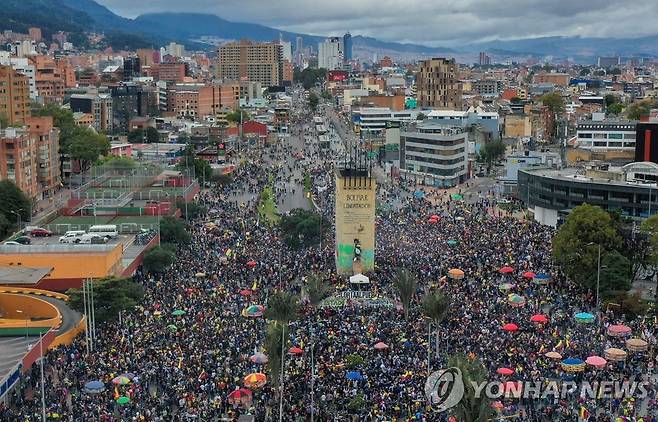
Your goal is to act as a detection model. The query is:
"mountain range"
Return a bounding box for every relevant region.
[3,0,658,62]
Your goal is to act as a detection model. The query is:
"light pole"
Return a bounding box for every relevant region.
[39,330,46,422]
[10,208,24,232]
[15,309,26,338]
[586,242,602,314]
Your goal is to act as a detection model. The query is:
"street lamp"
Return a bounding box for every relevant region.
[10,208,24,232]
[15,309,27,338]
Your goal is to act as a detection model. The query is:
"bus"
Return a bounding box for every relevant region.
[88,225,118,239]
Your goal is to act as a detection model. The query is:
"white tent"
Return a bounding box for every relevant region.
[349,273,370,284]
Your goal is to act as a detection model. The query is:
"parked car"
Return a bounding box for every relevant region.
[59,230,87,244]
[79,234,108,244]
[3,241,21,246]
[30,228,53,237]
[14,236,31,245]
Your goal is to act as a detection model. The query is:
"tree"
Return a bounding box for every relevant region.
[447,354,494,422]
[306,273,331,307]
[321,90,332,100]
[627,99,658,120]
[0,180,31,227]
[146,127,160,143]
[509,97,522,104]
[264,322,284,383]
[0,113,9,128]
[422,291,450,359]
[97,155,137,168]
[176,200,207,220]
[553,204,623,294]
[142,245,176,273]
[477,140,506,171]
[66,127,110,171]
[176,132,190,144]
[0,213,11,238]
[416,112,426,121]
[605,94,620,107]
[210,173,233,186]
[579,68,591,76]
[609,67,622,75]
[66,277,144,323]
[294,68,327,89]
[605,291,649,319]
[176,145,213,182]
[641,214,658,271]
[393,269,417,320]
[160,216,191,244]
[127,128,144,143]
[598,250,632,296]
[608,103,623,115]
[279,208,326,248]
[540,92,565,114]
[225,109,250,123]
[308,92,319,111]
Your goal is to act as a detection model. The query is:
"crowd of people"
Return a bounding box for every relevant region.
[2,88,657,421]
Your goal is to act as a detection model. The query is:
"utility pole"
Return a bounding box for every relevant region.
[82,280,89,355]
[90,277,96,351]
[279,323,285,422]
[39,330,46,421]
[596,243,601,314]
[310,342,315,422]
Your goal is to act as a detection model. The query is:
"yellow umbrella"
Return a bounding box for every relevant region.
[626,338,649,353]
[448,269,464,280]
[604,348,628,362]
[243,373,267,388]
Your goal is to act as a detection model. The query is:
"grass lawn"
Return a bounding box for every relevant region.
[258,185,280,226]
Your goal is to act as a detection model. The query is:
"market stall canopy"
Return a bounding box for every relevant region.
[349,274,370,284]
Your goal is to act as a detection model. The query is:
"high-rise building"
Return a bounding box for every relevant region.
[0,55,37,100]
[158,62,187,83]
[0,65,30,126]
[166,82,240,119]
[295,37,303,53]
[137,49,156,67]
[416,58,463,110]
[123,56,141,81]
[279,40,292,62]
[25,116,60,199]
[69,93,113,132]
[216,40,283,87]
[318,37,343,70]
[343,33,353,61]
[28,27,42,42]
[167,42,185,58]
[598,56,621,68]
[478,52,490,66]
[111,84,158,133]
[0,127,38,199]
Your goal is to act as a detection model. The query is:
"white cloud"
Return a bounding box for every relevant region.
[97,0,658,45]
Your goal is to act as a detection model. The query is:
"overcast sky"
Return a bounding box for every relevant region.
[97,0,658,46]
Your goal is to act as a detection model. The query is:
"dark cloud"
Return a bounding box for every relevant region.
[97,0,658,45]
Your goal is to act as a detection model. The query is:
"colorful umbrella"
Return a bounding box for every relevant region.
[533,274,551,284]
[585,356,607,368]
[112,376,131,385]
[522,271,536,278]
[496,367,514,376]
[507,294,526,307]
[607,325,632,337]
[448,268,464,280]
[491,401,504,410]
[428,218,439,224]
[430,215,440,220]
[626,338,649,352]
[374,342,389,350]
[83,380,105,394]
[498,283,515,291]
[243,373,267,388]
[545,351,562,360]
[244,304,264,317]
[502,323,519,332]
[561,358,586,372]
[446,239,458,246]
[227,388,253,406]
[250,352,268,364]
[172,309,186,316]
[246,260,257,268]
[450,193,463,201]
[289,346,303,355]
[346,371,363,380]
[604,348,628,362]
[530,314,548,324]
[167,324,177,331]
[195,272,206,278]
[239,289,253,296]
[116,396,130,405]
[574,312,595,323]
[499,266,514,274]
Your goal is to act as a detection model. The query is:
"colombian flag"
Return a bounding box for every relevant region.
[580,406,590,420]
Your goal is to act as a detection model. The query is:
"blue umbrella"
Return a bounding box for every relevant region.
[413,190,425,199]
[346,371,363,381]
[574,312,595,323]
[83,380,105,394]
[562,357,584,366]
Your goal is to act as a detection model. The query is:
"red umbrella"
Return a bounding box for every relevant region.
[246,260,257,268]
[289,346,303,355]
[374,342,389,350]
[430,215,440,220]
[428,218,439,224]
[496,367,514,376]
[239,289,253,296]
[227,388,253,406]
[607,325,632,337]
[522,271,536,278]
[530,314,548,324]
[502,323,519,332]
[499,266,514,274]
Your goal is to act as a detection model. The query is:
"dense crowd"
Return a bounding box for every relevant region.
[2,90,657,422]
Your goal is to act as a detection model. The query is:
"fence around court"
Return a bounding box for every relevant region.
[42,222,160,235]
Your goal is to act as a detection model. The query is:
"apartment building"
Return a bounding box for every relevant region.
[416,58,463,109]
[575,118,637,152]
[0,127,38,199]
[400,122,469,187]
[216,40,283,87]
[167,83,240,119]
[0,65,30,126]
[69,93,113,132]
[25,116,60,199]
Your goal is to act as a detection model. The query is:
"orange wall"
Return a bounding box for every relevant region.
[0,293,61,329]
[0,245,123,281]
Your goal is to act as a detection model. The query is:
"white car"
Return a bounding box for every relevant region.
[59,230,87,243]
[3,241,21,246]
